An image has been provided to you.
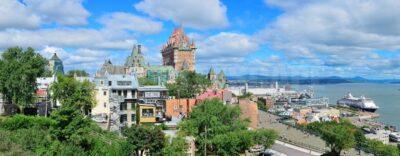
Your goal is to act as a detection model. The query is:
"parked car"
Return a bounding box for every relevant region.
[250,145,265,153]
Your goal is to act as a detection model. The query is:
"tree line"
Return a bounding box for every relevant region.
[300,120,400,156]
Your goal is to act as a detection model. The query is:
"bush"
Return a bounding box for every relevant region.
[0,115,53,130]
[0,129,33,156]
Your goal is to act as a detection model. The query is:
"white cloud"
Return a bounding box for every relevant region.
[264,0,320,10]
[197,32,259,59]
[0,28,136,50]
[39,46,123,74]
[0,0,89,29]
[135,0,229,29]
[0,0,41,29]
[25,0,90,26]
[257,0,400,77]
[100,12,163,34]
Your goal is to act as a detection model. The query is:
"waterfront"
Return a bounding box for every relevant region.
[293,83,400,129]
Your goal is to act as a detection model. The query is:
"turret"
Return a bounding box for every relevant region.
[208,67,216,80]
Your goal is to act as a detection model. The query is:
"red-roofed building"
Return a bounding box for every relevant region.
[196,89,232,104]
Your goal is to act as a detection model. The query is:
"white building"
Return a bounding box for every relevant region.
[229,82,297,97]
[365,129,391,144]
[92,73,140,131]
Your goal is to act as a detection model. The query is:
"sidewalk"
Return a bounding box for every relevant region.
[275,140,321,156]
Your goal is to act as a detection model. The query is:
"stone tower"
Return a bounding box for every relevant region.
[208,67,217,81]
[126,44,147,77]
[161,27,196,71]
[48,53,64,75]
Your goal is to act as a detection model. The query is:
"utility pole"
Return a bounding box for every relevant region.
[45,88,48,117]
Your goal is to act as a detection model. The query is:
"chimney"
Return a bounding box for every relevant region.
[138,45,142,54]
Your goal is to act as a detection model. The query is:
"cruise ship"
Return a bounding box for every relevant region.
[337,93,379,112]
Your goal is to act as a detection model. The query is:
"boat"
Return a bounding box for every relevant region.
[389,132,400,142]
[337,93,379,112]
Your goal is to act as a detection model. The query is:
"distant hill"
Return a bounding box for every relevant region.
[226,75,400,85]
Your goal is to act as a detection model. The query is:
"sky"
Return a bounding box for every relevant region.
[1,0,400,79]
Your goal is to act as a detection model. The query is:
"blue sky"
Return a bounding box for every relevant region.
[1,0,400,79]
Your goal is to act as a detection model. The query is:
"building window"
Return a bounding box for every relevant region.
[131,114,136,122]
[142,109,154,117]
[103,91,107,96]
[120,114,127,123]
[103,102,106,108]
[100,81,103,85]
[120,102,127,111]
[118,90,122,96]
[117,81,132,86]
[108,81,112,86]
[123,90,127,97]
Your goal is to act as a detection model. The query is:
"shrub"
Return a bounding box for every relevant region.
[0,115,53,130]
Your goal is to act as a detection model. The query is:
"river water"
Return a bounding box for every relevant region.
[292,83,400,129]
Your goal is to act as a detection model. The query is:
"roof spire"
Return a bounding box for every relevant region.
[208,66,215,75]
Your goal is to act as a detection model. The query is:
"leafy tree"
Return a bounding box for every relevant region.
[67,70,90,77]
[257,99,268,111]
[123,125,165,156]
[51,75,95,115]
[365,139,398,156]
[306,120,366,156]
[321,124,356,155]
[354,129,366,155]
[139,77,157,86]
[238,92,253,99]
[167,71,211,98]
[179,99,277,155]
[162,136,188,156]
[42,70,54,77]
[0,47,47,113]
[252,129,278,149]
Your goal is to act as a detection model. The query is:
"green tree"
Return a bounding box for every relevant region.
[238,92,253,99]
[0,47,47,113]
[66,70,90,77]
[257,99,268,111]
[51,75,95,115]
[365,139,398,156]
[166,71,211,98]
[179,99,277,155]
[321,124,356,155]
[162,136,188,156]
[139,77,157,86]
[123,125,165,156]
[354,129,367,155]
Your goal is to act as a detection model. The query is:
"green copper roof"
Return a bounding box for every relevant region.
[126,44,146,67]
[218,70,225,79]
[50,53,61,61]
[208,67,215,75]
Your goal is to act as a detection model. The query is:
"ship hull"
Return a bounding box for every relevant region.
[352,106,377,113]
[337,101,378,113]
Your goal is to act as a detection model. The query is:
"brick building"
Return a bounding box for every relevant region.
[161,27,196,71]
